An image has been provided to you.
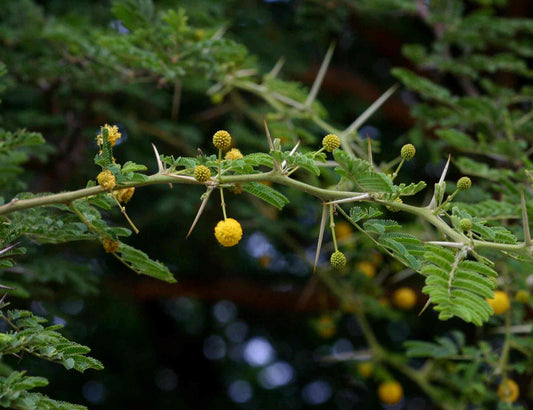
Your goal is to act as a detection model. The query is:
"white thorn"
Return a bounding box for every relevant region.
[323,194,370,205]
[428,154,451,209]
[314,204,328,273]
[342,83,399,137]
[152,143,165,174]
[305,42,335,109]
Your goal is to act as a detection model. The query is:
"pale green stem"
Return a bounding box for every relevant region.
[110,194,140,234]
[70,201,100,236]
[329,204,338,252]
[218,149,227,220]
[0,171,530,256]
[391,158,405,182]
[433,189,459,215]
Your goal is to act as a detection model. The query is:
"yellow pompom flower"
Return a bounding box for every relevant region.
[102,237,120,253]
[515,290,530,304]
[487,290,510,315]
[356,261,376,278]
[386,197,403,212]
[214,218,243,247]
[114,187,135,203]
[97,124,122,147]
[498,379,519,403]
[316,314,336,338]
[194,165,211,183]
[225,148,243,161]
[457,176,472,191]
[378,381,403,405]
[400,143,416,160]
[322,134,341,152]
[357,362,373,379]
[97,170,116,191]
[210,93,224,105]
[393,287,417,310]
[330,251,347,269]
[459,218,472,232]
[213,130,232,150]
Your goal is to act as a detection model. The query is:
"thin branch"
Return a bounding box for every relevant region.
[521,189,531,246]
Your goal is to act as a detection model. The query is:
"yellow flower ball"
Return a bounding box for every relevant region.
[386,197,403,212]
[330,251,347,270]
[225,148,243,161]
[194,165,211,183]
[459,218,472,232]
[322,134,341,152]
[400,143,416,160]
[214,218,243,247]
[97,170,116,191]
[393,287,417,310]
[97,124,122,147]
[487,290,510,315]
[457,176,472,191]
[357,362,373,379]
[356,261,376,278]
[498,379,519,403]
[213,130,232,150]
[316,315,336,339]
[114,187,135,203]
[515,290,530,304]
[102,237,120,253]
[210,93,224,105]
[378,381,403,405]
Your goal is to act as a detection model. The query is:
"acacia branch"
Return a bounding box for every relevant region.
[0,170,529,257]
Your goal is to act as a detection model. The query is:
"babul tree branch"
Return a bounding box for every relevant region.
[1,170,530,258]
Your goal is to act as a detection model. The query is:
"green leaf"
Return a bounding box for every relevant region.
[117,243,176,283]
[333,150,393,193]
[349,206,382,223]
[121,161,148,173]
[392,68,455,102]
[243,153,274,168]
[93,126,114,169]
[396,181,427,196]
[404,332,466,359]
[242,182,289,210]
[421,246,496,325]
[363,219,400,235]
[271,151,321,176]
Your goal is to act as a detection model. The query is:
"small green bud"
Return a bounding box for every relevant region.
[194,165,211,183]
[330,251,347,269]
[457,176,472,191]
[400,144,416,161]
[386,197,403,212]
[459,218,472,231]
[322,134,341,152]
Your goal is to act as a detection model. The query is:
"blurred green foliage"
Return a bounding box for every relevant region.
[0,0,532,409]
